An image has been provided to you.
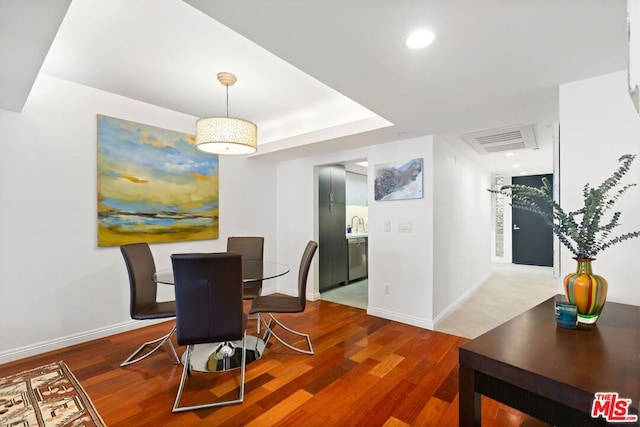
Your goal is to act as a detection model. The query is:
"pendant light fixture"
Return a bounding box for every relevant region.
[196,72,258,155]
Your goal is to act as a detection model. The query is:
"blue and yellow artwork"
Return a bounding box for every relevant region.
[97,115,219,246]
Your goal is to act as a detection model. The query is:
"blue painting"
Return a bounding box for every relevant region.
[374,158,423,201]
[97,115,219,246]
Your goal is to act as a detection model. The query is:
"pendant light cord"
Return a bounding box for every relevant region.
[225,85,229,117]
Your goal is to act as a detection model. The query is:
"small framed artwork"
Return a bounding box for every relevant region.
[374,158,423,201]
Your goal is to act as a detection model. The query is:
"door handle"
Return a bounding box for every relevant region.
[513,224,521,230]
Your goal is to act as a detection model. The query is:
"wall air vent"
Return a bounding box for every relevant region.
[461,124,538,155]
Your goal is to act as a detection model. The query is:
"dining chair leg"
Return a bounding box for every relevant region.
[120,325,180,367]
[260,313,314,355]
[172,334,247,412]
[246,314,261,334]
[172,345,193,412]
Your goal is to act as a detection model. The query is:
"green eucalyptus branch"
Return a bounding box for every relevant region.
[488,154,640,259]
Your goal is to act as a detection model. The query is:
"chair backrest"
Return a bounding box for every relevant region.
[227,237,264,262]
[120,243,158,318]
[227,236,264,287]
[171,252,244,346]
[297,241,319,310]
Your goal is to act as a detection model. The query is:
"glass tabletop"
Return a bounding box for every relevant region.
[154,260,290,285]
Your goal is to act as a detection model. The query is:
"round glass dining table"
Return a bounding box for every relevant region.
[154,260,290,285]
[154,260,290,372]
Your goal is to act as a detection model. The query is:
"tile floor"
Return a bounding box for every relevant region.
[320,263,560,339]
[435,262,559,339]
[321,279,368,309]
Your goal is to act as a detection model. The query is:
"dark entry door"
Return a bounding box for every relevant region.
[512,174,553,267]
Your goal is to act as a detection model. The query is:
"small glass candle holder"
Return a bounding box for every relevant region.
[555,301,578,329]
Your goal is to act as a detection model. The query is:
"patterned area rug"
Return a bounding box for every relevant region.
[0,361,105,427]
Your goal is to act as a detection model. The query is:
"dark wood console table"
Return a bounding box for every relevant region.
[459,295,639,426]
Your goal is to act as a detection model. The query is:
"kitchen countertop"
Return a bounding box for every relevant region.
[346,233,368,239]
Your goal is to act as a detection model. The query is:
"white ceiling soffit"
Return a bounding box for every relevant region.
[0,0,72,112]
[461,124,538,155]
[38,0,392,151]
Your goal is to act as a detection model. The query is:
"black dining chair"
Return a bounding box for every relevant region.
[119,243,180,367]
[171,252,247,412]
[249,240,318,355]
[227,236,264,332]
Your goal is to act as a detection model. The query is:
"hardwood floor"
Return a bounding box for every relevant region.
[0,300,539,426]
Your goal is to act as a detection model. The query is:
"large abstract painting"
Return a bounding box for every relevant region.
[97,115,219,246]
[374,158,423,201]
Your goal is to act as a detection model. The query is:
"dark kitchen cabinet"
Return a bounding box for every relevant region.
[318,165,346,203]
[319,165,348,292]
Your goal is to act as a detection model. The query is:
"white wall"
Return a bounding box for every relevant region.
[0,74,278,362]
[275,138,435,326]
[432,139,492,320]
[275,135,492,329]
[275,157,321,297]
[559,70,640,306]
[366,137,435,327]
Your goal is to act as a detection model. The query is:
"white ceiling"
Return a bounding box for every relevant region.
[1,0,629,175]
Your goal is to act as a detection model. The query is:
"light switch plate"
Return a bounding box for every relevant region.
[399,222,413,233]
[384,221,391,232]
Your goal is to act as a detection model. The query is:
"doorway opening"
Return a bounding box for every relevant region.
[318,159,369,309]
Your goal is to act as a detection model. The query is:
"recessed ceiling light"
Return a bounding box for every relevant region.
[355,161,368,167]
[406,29,436,49]
[520,172,527,175]
[505,152,515,157]
[512,164,520,168]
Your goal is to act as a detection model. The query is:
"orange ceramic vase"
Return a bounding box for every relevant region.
[563,258,608,324]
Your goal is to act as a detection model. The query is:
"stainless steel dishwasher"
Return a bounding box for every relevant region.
[348,237,367,282]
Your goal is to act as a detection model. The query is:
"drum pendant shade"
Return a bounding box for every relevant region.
[196,72,257,155]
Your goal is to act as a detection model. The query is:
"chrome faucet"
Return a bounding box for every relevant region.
[350,216,364,233]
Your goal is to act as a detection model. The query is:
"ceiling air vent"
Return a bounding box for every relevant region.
[461,124,538,155]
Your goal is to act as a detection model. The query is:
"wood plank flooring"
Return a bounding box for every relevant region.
[0,300,541,426]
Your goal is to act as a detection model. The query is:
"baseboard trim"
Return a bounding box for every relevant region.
[366,306,434,330]
[432,271,492,327]
[0,319,170,365]
[308,291,321,301]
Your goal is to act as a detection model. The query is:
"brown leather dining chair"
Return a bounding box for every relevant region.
[227,236,264,297]
[119,243,180,367]
[227,236,264,331]
[249,240,318,355]
[171,252,247,412]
